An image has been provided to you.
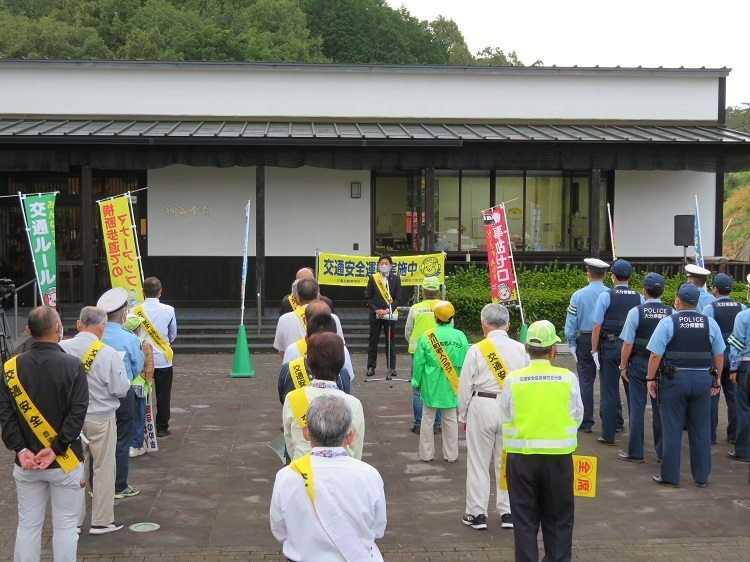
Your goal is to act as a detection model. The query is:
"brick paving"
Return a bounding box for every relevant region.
[2,350,750,560]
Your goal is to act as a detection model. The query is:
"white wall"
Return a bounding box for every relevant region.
[613,171,716,257]
[0,64,722,122]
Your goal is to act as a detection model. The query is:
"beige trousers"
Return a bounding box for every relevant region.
[78,417,117,527]
[420,406,458,461]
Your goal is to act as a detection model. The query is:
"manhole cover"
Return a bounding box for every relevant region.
[129,522,160,532]
[191,404,210,409]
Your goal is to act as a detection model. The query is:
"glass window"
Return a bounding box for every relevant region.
[599,175,609,252]
[526,172,565,252]
[434,171,460,251]
[568,176,590,252]
[460,171,490,251]
[374,175,409,253]
[495,172,524,252]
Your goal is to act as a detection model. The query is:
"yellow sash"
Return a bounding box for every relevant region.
[425,329,459,395]
[288,387,310,428]
[372,274,392,305]
[289,452,315,504]
[132,304,173,363]
[289,357,310,390]
[477,338,510,389]
[288,294,298,311]
[293,306,306,328]
[295,338,307,356]
[3,357,80,473]
[82,340,105,374]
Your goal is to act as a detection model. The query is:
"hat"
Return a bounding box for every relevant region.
[123,315,143,333]
[422,277,441,291]
[526,320,562,348]
[431,300,455,322]
[584,258,610,270]
[610,259,633,277]
[685,263,711,277]
[711,273,732,293]
[676,282,700,305]
[96,287,128,314]
[642,272,665,289]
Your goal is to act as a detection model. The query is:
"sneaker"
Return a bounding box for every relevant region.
[129,447,145,458]
[115,485,140,499]
[410,425,420,434]
[366,368,375,377]
[462,513,487,530]
[76,526,81,535]
[388,369,397,378]
[501,513,513,529]
[433,425,442,435]
[156,428,171,437]
[89,521,124,535]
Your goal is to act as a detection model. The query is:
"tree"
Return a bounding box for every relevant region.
[429,16,472,65]
[727,103,750,134]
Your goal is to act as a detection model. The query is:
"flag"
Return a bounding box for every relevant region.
[694,196,704,268]
[20,193,57,307]
[482,205,519,307]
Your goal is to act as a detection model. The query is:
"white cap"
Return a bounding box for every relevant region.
[746,273,750,286]
[685,263,711,277]
[584,258,610,269]
[96,287,128,313]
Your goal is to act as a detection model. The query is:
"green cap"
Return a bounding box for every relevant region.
[422,276,440,290]
[123,315,143,333]
[526,320,562,348]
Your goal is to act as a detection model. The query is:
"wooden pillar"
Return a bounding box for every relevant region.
[590,169,601,259]
[424,168,435,253]
[256,166,266,315]
[81,165,94,305]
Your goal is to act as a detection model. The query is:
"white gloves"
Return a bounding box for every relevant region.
[591,351,600,371]
[570,345,578,363]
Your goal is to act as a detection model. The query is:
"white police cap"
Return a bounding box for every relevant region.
[96,287,128,314]
[584,258,610,270]
[685,263,711,277]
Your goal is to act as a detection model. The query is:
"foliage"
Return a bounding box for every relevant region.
[722,183,750,258]
[727,103,750,134]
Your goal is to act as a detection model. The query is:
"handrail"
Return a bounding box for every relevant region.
[12,278,38,343]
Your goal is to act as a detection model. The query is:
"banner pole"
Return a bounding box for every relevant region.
[18,192,44,304]
[500,203,525,326]
[694,195,705,268]
[607,203,617,260]
[230,199,254,378]
[240,200,251,326]
[126,192,146,283]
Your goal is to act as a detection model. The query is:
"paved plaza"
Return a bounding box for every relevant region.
[2,350,750,561]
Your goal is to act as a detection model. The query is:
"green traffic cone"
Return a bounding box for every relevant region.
[519,323,528,344]
[229,324,254,378]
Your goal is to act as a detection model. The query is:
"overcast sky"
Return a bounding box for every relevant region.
[386,0,749,108]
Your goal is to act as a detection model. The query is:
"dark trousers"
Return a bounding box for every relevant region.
[154,366,174,432]
[599,339,628,442]
[626,354,662,460]
[710,352,736,443]
[367,319,396,371]
[115,387,136,492]
[507,453,574,562]
[575,334,596,431]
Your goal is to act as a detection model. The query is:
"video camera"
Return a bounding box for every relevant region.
[0,278,15,296]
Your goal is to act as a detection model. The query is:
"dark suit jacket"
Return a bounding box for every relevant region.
[279,294,334,315]
[365,273,402,321]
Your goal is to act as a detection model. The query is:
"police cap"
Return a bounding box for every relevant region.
[584,258,610,271]
[610,259,633,277]
[676,282,700,305]
[685,263,711,277]
[711,273,732,293]
[642,272,665,289]
[96,287,128,314]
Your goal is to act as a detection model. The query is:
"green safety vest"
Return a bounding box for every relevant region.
[409,300,439,353]
[502,361,578,455]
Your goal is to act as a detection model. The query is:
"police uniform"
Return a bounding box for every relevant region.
[685,263,716,314]
[647,284,725,487]
[618,273,671,462]
[592,259,644,444]
[564,258,609,432]
[704,273,745,445]
[728,279,750,461]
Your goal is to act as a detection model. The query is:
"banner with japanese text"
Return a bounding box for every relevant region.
[317,252,444,287]
[482,205,519,307]
[98,195,144,303]
[20,193,57,307]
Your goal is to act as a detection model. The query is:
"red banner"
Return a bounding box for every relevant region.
[482,205,519,306]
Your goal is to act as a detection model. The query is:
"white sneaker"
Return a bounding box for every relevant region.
[129,447,145,458]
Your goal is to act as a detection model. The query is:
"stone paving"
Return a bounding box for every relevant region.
[2,350,750,561]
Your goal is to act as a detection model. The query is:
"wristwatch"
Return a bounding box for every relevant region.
[646,378,656,382]
[619,366,627,371]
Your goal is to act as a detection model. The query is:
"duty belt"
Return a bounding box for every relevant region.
[472,391,498,399]
[602,333,618,343]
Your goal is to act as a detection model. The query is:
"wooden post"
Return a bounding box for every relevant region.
[256,166,266,316]
[590,169,601,259]
[424,168,435,253]
[81,165,94,305]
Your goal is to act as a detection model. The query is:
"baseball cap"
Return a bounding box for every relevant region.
[431,300,455,322]
[642,272,665,289]
[96,287,128,314]
[610,259,633,277]
[676,282,700,305]
[711,273,732,292]
[123,315,143,333]
[422,277,440,291]
[685,263,711,277]
[526,320,562,348]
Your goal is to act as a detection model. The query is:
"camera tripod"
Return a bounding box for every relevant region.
[0,306,15,365]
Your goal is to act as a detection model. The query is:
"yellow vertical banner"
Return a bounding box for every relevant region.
[98,195,143,303]
[572,454,597,497]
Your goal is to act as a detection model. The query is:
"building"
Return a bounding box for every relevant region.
[1,60,749,306]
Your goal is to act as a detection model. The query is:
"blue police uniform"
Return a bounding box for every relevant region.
[728,309,750,459]
[647,311,725,485]
[565,280,608,432]
[620,299,671,460]
[705,297,746,444]
[593,286,644,442]
[696,289,716,314]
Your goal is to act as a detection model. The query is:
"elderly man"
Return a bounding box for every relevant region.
[0,307,88,561]
[61,306,131,535]
[280,267,334,314]
[412,300,469,463]
[283,332,365,460]
[458,304,529,531]
[271,395,386,562]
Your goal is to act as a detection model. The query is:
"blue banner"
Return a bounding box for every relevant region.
[693,197,704,268]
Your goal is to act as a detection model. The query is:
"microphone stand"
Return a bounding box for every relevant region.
[366,274,409,389]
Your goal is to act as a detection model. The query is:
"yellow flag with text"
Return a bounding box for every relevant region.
[99,195,143,303]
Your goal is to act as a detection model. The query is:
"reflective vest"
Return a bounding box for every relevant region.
[633,302,672,355]
[601,285,641,335]
[709,299,743,342]
[408,300,438,353]
[664,311,713,369]
[502,362,578,455]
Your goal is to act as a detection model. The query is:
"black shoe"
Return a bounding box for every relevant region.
[618,452,644,464]
[578,427,592,433]
[433,425,442,435]
[501,513,513,529]
[388,369,397,378]
[462,513,487,530]
[652,476,679,488]
[410,425,420,434]
[366,368,375,377]
[727,451,750,462]
[156,428,171,437]
[615,427,625,433]
[728,438,736,445]
[89,521,124,535]
[597,437,615,445]
[695,481,708,488]
[711,440,717,445]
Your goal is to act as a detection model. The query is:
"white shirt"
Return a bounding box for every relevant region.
[283,382,365,460]
[273,306,345,353]
[282,340,355,380]
[140,297,177,368]
[60,332,131,422]
[457,329,530,424]
[270,448,387,562]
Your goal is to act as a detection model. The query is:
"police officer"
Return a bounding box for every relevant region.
[727,275,750,463]
[618,273,671,463]
[647,283,725,487]
[704,273,745,445]
[591,259,644,445]
[685,263,716,313]
[564,258,609,433]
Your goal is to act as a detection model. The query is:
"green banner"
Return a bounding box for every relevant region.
[21,193,57,307]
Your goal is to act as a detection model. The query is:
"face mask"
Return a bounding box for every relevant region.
[450,319,455,328]
[57,325,64,343]
[379,264,390,275]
